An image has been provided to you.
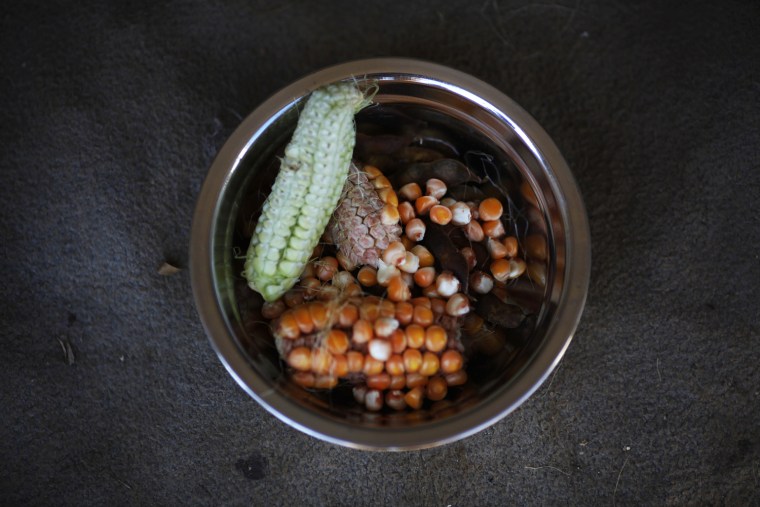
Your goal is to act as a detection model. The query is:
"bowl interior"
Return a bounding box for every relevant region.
[193,62,589,449]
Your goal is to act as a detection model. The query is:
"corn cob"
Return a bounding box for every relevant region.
[244,82,370,301]
[327,163,402,269]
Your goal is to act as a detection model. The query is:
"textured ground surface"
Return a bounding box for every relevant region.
[2,1,759,505]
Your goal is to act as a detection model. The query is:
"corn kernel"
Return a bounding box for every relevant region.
[440,349,464,373]
[435,271,460,297]
[369,338,392,361]
[464,220,485,242]
[429,204,453,225]
[426,376,448,401]
[478,197,503,221]
[352,319,373,344]
[482,219,505,238]
[450,202,472,226]
[411,245,434,267]
[287,347,312,371]
[415,195,438,215]
[425,178,448,199]
[425,325,448,352]
[398,201,416,224]
[325,329,349,354]
[405,218,426,242]
[405,324,426,349]
[399,182,422,201]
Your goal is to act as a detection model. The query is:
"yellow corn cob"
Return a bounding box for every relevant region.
[245,82,371,301]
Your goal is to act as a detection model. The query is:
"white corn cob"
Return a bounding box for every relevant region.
[245,82,369,301]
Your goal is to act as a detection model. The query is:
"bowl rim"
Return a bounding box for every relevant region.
[190,57,591,451]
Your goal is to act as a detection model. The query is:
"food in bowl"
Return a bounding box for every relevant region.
[235,81,546,413]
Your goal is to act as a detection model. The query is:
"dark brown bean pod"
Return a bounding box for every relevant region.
[475,292,526,329]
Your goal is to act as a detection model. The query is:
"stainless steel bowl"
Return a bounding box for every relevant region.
[190,58,590,450]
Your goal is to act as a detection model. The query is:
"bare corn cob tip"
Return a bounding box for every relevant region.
[244,82,371,301]
[326,163,402,269]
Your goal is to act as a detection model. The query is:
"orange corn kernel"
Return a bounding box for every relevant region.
[486,237,509,259]
[363,355,385,376]
[399,182,422,201]
[405,372,428,389]
[292,305,314,334]
[311,348,333,375]
[402,348,422,373]
[378,188,399,207]
[308,301,329,329]
[425,325,448,352]
[363,165,383,180]
[426,376,448,401]
[490,258,512,283]
[400,235,416,250]
[379,299,396,318]
[405,324,426,349]
[503,236,519,258]
[445,370,468,387]
[325,329,350,355]
[330,354,349,378]
[352,319,374,344]
[390,328,407,353]
[386,354,405,376]
[415,195,439,215]
[374,316,400,338]
[338,303,359,327]
[315,256,339,282]
[410,245,435,267]
[381,204,400,226]
[356,266,377,287]
[440,349,464,374]
[359,301,381,322]
[419,351,440,376]
[478,197,504,221]
[314,375,338,389]
[367,372,391,390]
[481,219,505,238]
[404,386,425,409]
[429,204,452,225]
[287,347,312,371]
[398,201,416,224]
[291,371,315,388]
[409,296,431,308]
[413,266,436,288]
[394,301,414,325]
[346,351,365,373]
[412,305,434,327]
[388,275,411,302]
[276,311,300,339]
[389,375,406,390]
[373,174,391,190]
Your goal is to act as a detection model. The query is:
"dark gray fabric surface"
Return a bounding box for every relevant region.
[2,0,759,505]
